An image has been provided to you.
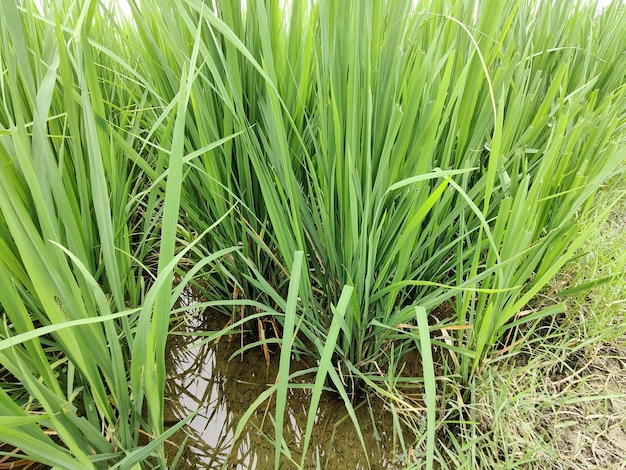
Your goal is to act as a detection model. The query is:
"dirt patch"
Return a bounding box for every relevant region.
[544,341,626,469]
[474,334,626,469]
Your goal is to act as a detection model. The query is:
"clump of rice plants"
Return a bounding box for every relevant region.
[153,0,625,389]
[0,1,224,467]
[123,0,625,465]
[1,0,625,468]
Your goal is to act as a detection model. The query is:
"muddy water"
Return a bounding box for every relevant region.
[164,313,409,469]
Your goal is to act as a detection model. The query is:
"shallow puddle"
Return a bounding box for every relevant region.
[164,312,409,469]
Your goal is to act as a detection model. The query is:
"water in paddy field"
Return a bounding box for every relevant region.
[164,308,411,469]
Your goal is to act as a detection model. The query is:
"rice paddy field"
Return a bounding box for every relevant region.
[0,0,625,468]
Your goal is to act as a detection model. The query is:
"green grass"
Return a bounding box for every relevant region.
[449,177,626,469]
[0,0,625,468]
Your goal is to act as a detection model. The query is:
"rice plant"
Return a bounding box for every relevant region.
[1,0,625,468]
[0,1,224,467]
[147,0,625,398]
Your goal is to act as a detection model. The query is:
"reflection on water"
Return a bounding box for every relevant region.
[164,312,408,469]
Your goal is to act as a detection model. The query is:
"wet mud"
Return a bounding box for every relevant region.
[164,313,409,469]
